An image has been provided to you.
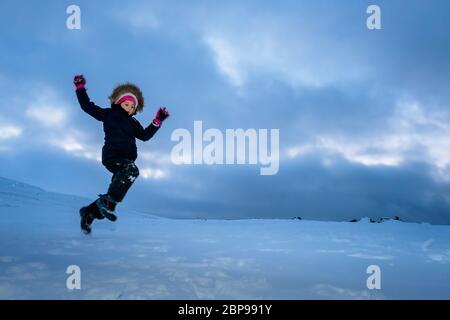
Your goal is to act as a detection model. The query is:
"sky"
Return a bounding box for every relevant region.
[1,0,450,223]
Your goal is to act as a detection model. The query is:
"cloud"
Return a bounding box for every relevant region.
[24,86,72,127]
[15,82,107,161]
[111,2,370,91]
[26,107,67,127]
[204,36,245,88]
[389,99,450,169]
[0,116,24,153]
[127,11,160,31]
[347,253,394,261]
[140,168,167,180]
[137,150,171,180]
[49,131,102,162]
[139,150,172,165]
[201,11,370,90]
[109,4,161,34]
[286,139,403,167]
[0,80,106,163]
[285,98,450,181]
[0,125,22,140]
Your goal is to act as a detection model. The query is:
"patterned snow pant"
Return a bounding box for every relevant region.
[103,158,140,202]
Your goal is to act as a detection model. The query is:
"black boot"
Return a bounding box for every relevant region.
[96,194,118,222]
[79,206,95,234]
[86,200,104,220]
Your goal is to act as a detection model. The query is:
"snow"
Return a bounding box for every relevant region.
[0,177,449,299]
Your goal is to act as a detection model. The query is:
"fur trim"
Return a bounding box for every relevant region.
[108,83,145,113]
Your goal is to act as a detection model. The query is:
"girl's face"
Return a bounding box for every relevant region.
[120,100,136,115]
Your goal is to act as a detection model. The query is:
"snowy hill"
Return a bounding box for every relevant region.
[0,177,449,299]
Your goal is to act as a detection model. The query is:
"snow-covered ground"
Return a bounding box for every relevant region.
[0,177,449,299]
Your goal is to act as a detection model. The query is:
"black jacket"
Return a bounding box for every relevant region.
[76,88,159,163]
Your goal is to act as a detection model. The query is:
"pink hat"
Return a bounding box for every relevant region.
[115,92,138,109]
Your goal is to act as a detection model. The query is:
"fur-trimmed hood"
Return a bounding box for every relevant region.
[108,83,145,113]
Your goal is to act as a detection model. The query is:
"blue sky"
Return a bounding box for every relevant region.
[1,0,450,223]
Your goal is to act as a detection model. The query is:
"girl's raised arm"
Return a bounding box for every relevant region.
[74,74,107,122]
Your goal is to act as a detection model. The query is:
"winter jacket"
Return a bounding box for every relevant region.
[76,88,159,163]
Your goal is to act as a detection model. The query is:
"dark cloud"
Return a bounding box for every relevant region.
[122,154,450,225]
